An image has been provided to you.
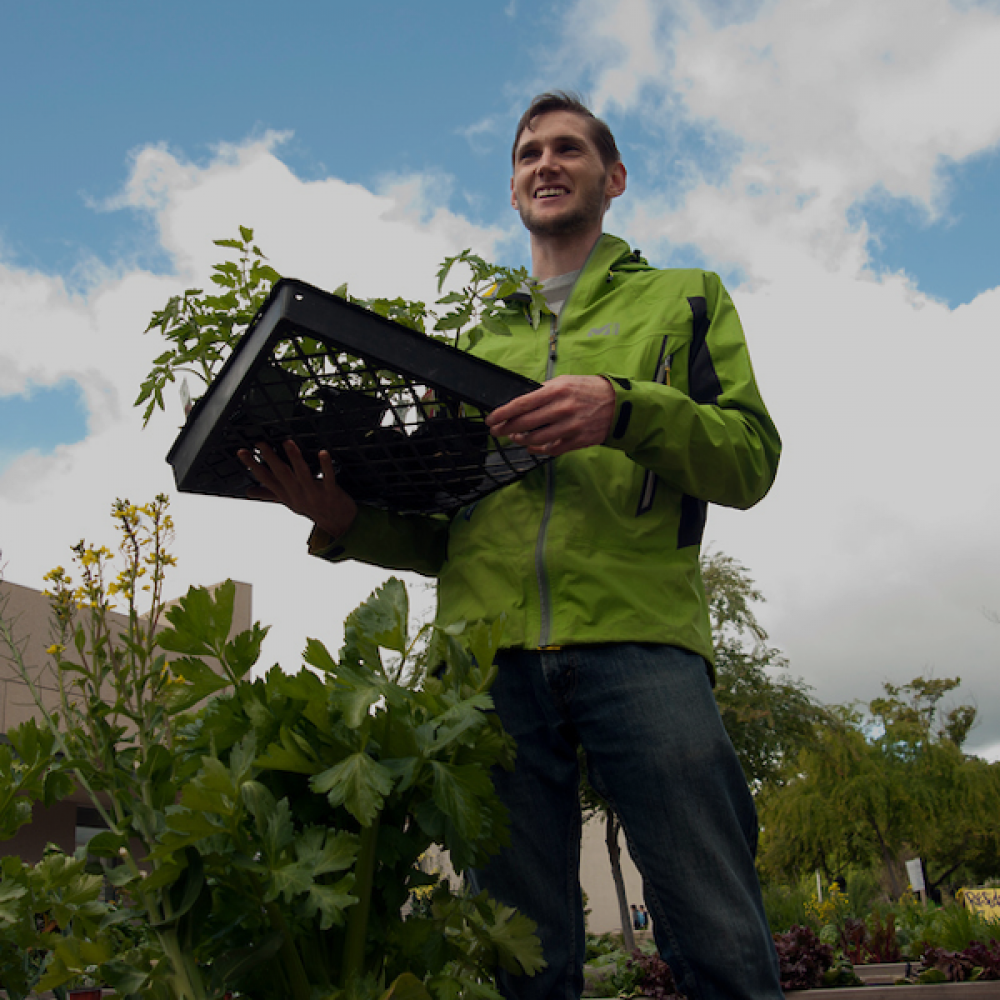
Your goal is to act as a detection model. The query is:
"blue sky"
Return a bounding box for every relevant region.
[5,0,997,468]
[3,0,1000,756]
[9,0,996,303]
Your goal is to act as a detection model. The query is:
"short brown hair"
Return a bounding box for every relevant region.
[512,91,621,169]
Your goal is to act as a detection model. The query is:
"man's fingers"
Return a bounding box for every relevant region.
[281,439,314,478]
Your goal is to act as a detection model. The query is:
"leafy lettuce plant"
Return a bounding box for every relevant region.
[0,499,543,1000]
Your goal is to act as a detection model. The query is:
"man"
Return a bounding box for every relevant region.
[240,92,783,1000]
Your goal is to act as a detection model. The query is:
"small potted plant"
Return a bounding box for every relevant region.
[66,968,103,999]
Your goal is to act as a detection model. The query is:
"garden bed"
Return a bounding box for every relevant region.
[792,983,1000,998]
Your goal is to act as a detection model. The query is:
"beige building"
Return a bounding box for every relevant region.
[0,577,252,864]
[580,813,647,937]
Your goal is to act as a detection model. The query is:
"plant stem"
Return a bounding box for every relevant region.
[265,900,313,1000]
[158,926,208,1000]
[341,814,381,989]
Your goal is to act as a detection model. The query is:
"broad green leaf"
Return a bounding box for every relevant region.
[347,577,409,654]
[105,864,141,888]
[263,795,296,861]
[305,875,357,930]
[181,757,238,814]
[380,972,434,1000]
[479,899,546,976]
[84,830,129,857]
[464,617,506,690]
[311,752,394,827]
[296,827,358,876]
[101,959,150,994]
[330,674,384,730]
[160,587,219,656]
[159,806,224,844]
[429,762,494,842]
[256,727,321,775]
[434,310,472,332]
[426,694,493,754]
[162,655,230,712]
[303,636,339,673]
[480,315,513,338]
[269,858,315,900]
[223,622,268,680]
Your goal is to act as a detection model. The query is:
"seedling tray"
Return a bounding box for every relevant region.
[166,278,548,514]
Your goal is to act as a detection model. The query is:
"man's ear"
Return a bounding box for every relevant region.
[605,162,627,203]
[510,176,518,210]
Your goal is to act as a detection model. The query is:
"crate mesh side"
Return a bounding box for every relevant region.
[189,331,544,513]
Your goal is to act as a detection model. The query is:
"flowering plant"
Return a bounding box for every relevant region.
[0,498,542,999]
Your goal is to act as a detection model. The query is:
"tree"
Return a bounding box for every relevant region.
[702,550,819,792]
[579,551,817,945]
[578,750,636,951]
[758,676,1000,897]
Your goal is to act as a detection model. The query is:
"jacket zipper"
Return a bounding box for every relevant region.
[534,313,560,647]
[635,338,672,516]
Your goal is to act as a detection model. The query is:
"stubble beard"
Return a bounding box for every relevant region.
[519,204,593,238]
[517,176,607,239]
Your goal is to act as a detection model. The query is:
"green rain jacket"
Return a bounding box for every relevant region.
[310,234,781,665]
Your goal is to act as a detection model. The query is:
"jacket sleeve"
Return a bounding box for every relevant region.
[601,272,780,510]
[308,505,450,576]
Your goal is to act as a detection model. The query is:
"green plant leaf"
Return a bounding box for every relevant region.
[306,875,357,930]
[101,958,150,994]
[162,654,231,712]
[347,577,409,654]
[311,752,394,827]
[165,847,205,923]
[428,760,497,844]
[84,830,129,857]
[223,622,268,680]
[303,636,339,673]
[257,726,322,775]
[381,971,434,1000]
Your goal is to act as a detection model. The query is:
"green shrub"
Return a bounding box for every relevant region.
[761,881,810,934]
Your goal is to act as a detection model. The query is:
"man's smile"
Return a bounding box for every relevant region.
[535,186,569,199]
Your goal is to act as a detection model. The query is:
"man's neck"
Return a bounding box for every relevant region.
[530,228,603,280]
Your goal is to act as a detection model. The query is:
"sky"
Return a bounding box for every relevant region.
[2,0,999,759]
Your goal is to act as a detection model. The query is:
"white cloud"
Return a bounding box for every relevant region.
[549,0,1000,752]
[5,0,1000,760]
[0,137,508,676]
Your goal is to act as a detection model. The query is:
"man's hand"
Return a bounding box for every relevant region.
[486,375,615,457]
[238,440,358,540]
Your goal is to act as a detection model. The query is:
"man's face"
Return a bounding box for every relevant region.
[510,110,625,238]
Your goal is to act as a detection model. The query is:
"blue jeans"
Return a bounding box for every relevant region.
[468,644,782,1000]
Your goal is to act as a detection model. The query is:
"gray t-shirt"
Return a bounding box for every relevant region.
[540,269,581,317]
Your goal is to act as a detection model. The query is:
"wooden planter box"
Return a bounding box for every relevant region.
[791,965,1000,997]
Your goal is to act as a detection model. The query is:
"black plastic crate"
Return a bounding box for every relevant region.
[166,278,548,514]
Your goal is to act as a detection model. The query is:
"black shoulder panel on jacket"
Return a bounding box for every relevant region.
[677,494,707,549]
[687,296,722,405]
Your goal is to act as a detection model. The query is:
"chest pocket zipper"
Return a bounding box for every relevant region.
[635,335,672,516]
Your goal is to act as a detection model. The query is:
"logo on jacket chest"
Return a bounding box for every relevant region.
[587,322,620,338]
